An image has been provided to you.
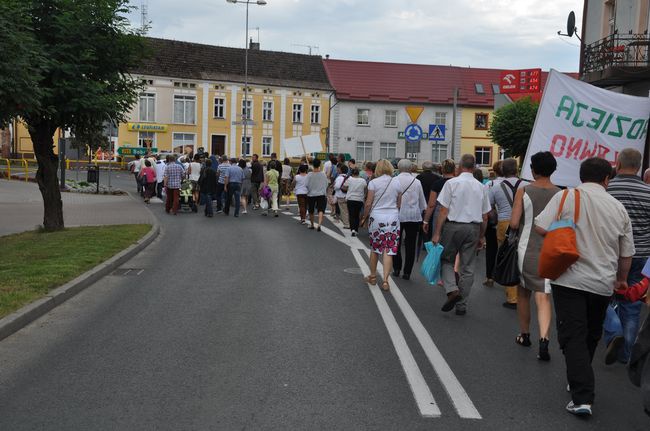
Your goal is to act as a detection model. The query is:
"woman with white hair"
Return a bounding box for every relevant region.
[361,159,402,291]
[393,159,426,280]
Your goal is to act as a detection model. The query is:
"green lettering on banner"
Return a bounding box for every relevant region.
[608,115,631,138]
[555,95,574,120]
[627,119,647,140]
[586,107,606,130]
[572,103,588,127]
[639,120,649,141]
[600,113,614,134]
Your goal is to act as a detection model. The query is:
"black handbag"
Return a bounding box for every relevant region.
[493,228,520,286]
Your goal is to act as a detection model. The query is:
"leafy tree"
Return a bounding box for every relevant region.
[0,0,145,231]
[488,97,539,159]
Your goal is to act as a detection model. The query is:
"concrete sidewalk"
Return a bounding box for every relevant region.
[0,179,154,236]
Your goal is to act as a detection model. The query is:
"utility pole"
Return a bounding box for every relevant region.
[451,87,458,160]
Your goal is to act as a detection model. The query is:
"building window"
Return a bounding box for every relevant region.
[491,84,500,94]
[357,109,370,126]
[475,83,485,94]
[173,95,196,124]
[241,99,253,120]
[139,93,155,122]
[263,101,273,122]
[292,104,303,123]
[356,141,373,161]
[475,113,489,130]
[475,146,492,166]
[310,105,320,124]
[379,142,396,160]
[138,132,155,148]
[384,110,397,127]
[172,133,195,154]
[431,143,448,163]
[434,112,447,126]
[262,136,272,157]
[214,97,225,119]
[241,136,251,156]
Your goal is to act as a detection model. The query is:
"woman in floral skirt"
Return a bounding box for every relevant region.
[361,159,402,291]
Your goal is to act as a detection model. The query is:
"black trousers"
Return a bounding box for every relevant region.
[393,222,420,276]
[485,224,497,279]
[552,284,610,405]
[347,200,363,231]
[215,183,225,211]
[156,182,163,199]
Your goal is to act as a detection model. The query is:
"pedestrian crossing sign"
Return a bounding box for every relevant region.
[429,124,446,141]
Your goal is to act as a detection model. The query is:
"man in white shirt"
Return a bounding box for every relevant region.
[154,155,166,199]
[535,157,634,417]
[428,154,491,315]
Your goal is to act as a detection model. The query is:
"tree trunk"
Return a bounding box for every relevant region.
[29,123,64,231]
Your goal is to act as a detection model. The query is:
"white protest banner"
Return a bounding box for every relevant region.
[521,69,650,187]
[282,134,323,158]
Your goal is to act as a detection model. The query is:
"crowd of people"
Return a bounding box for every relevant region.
[128,148,650,418]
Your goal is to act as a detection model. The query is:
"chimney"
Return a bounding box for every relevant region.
[249,37,260,50]
[325,54,330,59]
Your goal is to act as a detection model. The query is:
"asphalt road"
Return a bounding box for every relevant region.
[0,176,648,430]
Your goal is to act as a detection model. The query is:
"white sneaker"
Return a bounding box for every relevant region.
[566,401,592,416]
[242,210,247,214]
[351,230,357,237]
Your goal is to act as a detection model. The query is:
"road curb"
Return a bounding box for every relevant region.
[0,221,161,342]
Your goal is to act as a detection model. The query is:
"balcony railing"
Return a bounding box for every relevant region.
[583,33,650,74]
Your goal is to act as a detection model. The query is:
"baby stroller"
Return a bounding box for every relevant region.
[179,178,197,212]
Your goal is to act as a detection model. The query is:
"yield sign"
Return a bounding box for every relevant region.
[405,106,424,123]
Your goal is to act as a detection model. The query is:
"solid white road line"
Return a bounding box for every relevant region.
[351,248,440,418]
[298,213,480,418]
[365,250,482,420]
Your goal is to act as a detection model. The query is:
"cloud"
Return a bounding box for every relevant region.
[131,0,583,71]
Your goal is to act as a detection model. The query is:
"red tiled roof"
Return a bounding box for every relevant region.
[322,59,577,107]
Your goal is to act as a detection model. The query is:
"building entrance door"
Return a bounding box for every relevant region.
[211,135,226,156]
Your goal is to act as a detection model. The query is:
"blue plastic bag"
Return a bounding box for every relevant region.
[420,242,444,285]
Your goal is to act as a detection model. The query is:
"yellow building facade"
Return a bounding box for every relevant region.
[118,77,330,160]
[11,38,333,161]
[460,106,503,168]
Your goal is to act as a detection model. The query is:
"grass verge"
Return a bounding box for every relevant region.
[0,224,151,319]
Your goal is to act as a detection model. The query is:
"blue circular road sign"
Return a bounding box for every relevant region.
[404,124,423,143]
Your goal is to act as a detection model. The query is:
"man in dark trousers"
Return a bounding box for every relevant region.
[199,159,218,217]
[251,154,264,210]
[535,157,634,417]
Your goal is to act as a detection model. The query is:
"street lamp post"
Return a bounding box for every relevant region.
[226,0,266,157]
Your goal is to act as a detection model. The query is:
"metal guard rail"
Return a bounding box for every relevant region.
[583,33,650,74]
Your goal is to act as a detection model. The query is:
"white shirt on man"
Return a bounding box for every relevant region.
[155,161,166,184]
[535,182,635,297]
[437,172,491,223]
[395,172,426,223]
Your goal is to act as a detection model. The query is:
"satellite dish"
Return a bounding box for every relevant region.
[567,11,576,37]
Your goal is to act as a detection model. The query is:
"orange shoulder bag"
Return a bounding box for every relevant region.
[538,189,581,280]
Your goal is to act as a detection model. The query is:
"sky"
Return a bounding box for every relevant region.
[129,0,584,72]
